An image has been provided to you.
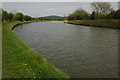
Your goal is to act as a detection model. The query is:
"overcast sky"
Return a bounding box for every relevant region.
[2,2,118,17]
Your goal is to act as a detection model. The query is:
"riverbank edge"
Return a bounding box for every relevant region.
[64,20,120,29]
[12,21,44,30]
[3,21,69,78]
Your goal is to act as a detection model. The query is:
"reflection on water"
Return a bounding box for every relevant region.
[14,21,118,78]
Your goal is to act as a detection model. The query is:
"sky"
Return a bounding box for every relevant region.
[2,2,119,17]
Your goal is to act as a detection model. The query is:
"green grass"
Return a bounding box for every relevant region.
[2,21,69,78]
[0,21,2,79]
[67,20,120,29]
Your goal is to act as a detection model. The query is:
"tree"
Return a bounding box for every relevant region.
[14,13,24,21]
[105,9,120,19]
[68,9,89,20]
[24,15,31,21]
[106,10,116,19]
[68,14,75,20]
[2,10,9,21]
[0,13,1,21]
[91,2,113,14]
[114,9,120,19]
[8,13,14,21]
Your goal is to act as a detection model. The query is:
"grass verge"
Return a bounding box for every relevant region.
[0,22,2,79]
[2,21,69,78]
[65,20,120,29]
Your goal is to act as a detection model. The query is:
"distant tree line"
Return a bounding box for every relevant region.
[68,2,120,20]
[2,10,32,21]
[1,10,67,22]
[39,17,67,21]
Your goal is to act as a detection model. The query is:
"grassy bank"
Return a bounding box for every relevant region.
[65,20,120,29]
[2,21,69,78]
[0,22,2,79]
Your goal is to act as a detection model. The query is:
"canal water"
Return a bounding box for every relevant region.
[13,21,118,78]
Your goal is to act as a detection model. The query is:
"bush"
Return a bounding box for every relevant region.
[24,15,32,21]
[14,13,24,21]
